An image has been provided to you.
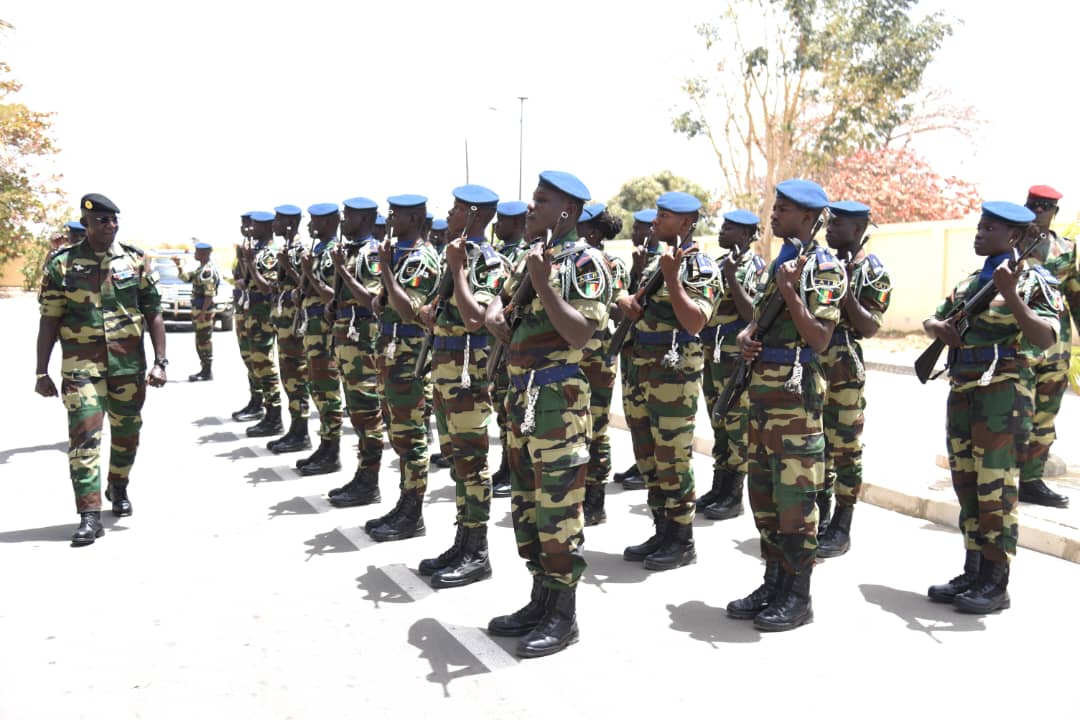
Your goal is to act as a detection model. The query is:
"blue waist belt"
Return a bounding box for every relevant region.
[635,330,700,345]
[380,322,425,338]
[336,306,374,320]
[758,346,817,365]
[434,335,490,351]
[829,329,859,347]
[248,291,273,304]
[953,346,1017,364]
[305,305,325,317]
[510,363,580,391]
[702,320,748,344]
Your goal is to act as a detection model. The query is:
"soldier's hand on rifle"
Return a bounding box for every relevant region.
[378,238,394,271]
[525,244,551,289]
[299,251,312,273]
[993,261,1021,298]
[446,237,466,273]
[721,256,738,284]
[631,245,648,276]
[659,245,684,282]
[925,317,963,348]
[419,303,436,329]
[617,293,644,322]
[486,307,512,345]
[737,322,762,361]
[372,294,384,316]
[330,244,345,269]
[776,256,807,292]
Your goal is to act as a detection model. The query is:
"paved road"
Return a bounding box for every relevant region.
[2,294,1078,719]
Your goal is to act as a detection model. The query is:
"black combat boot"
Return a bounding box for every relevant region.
[644,521,696,571]
[491,452,511,498]
[613,463,639,483]
[953,559,1011,614]
[295,439,328,470]
[431,525,493,588]
[753,566,814,631]
[583,483,607,527]
[623,511,667,562]
[817,503,853,558]
[365,492,406,532]
[300,437,341,476]
[246,405,283,438]
[419,524,467,576]
[488,576,548,637]
[268,416,311,454]
[816,490,832,539]
[703,472,745,520]
[232,394,264,422]
[696,466,727,509]
[928,550,982,603]
[1018,479,1070,508]
[71,511,104,546]
[430,452,452,469]
[727,561,783,619]
[104,483,132,517]
[188,362,212,382]
[517,585,579,658]
[368,493,425,542]
[329,467,381,507]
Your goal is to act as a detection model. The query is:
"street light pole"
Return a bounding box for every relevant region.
[517,96,527,201]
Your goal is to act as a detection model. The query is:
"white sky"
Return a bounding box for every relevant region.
[3,0,1079,246]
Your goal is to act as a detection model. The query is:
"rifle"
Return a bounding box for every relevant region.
[607,257,666,365]
[711,218,825,421]
[913,240,1039,384]
[414,207,476,376]
[484,233,582,381]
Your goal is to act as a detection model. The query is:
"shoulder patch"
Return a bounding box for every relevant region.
[814,247,837,271]
[1032,264,1060,285]
[750,255,766,272]
[119,242,145,257]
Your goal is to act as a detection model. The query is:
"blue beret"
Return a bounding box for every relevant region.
[249,211,275,223]
[827,201,870,219]
[776,179,828,210]
[431,219,449,231]
[633,209,657,223]
[194,242,213,250]
[538,170,590,202]
[388,194,427,209]
[274,204,302,217]
[578,202,606,223]
[426,212,434,221]
[657,191,702,214]
[453,184,499,207]
[65,221,86,231]
[723,209,760,226]
[242,210,259,219]
[982,201,1035,225]
[375,214,387,226]
[307,203,339,217]
[343,197,377,211]
[497,200,528,217]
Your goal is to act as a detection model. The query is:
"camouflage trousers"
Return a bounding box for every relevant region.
[334,315,383,473]
[376,333,430,498]
[506,374,590,590]
[61,373,145,513]
[618,349,646,475]
[626,344,703,527]
[234,306,258,395]
[1017,351,1069,485]
[191,306,214,363]
[273,301,310,423]
[821,339,866,508]
[432,343,493,527]
[303,314,342,440]
[746,361,826,573]
[580,332,615,487]
[702,339,748,475]
[242,301,281,409]
[947,377,1033,564]
[492,360,511,465]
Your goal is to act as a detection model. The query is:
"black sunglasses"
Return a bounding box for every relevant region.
[1026,200,1057,212]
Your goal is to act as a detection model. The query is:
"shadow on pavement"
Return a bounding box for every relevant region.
[627,502,652,518]
[0,441,67,465]
[268,496,318,518]
[0,516,128,544]
[424,484,456,506]
[666,600,762,646]
[859,584,985,642]
[304,529,358,561]
[408,618,488,698]
[197,431,240,445]
[216,446,259,461]
[190,415,224,428]
[245,466,289,487]
[732,537,762,560]
[581,549,650,591]
[356,564,413,607]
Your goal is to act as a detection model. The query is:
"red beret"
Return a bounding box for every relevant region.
[1028,185,1063,200]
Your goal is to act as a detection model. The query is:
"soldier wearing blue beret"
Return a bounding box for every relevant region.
[173,240,222,382]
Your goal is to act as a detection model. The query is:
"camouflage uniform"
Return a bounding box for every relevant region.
[618,242,663,480]
[936,264,1062,565]
[233,255,258,397]
[241,238,283,410]
[821,253,891,510]
[700,249,764,493]
[625,241,721,530]
[745,246,844,574]
[377,240,441,499]
[39,239,161,512]
[178,258,221,365]
[333,236,384,475]
[301,238,343,442]
[504,233,612,590]
[492,237,530,470]
[272,241,310,425]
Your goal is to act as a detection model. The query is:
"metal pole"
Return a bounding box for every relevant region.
[517,96,527,201]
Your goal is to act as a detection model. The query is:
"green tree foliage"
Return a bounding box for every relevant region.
[606,171,715,239]
[672,0,953,245]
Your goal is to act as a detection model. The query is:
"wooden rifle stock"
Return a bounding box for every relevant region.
[606,265,666,364]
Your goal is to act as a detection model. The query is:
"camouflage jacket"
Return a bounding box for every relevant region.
[754,244,845,351]
[381,239,441,328]
[634,240,722,340]
[39,239,162,377]
[435,239,508,339]
[839,252,891,337]
[335,236,382,310]
[706,247,765,348]
[178,259,221,308]
[1028,231,1078,361]
[301,238,335,312]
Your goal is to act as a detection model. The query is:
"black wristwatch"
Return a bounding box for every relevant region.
[154,358,169,369]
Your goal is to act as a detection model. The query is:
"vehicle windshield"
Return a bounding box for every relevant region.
[153,259,183,284]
